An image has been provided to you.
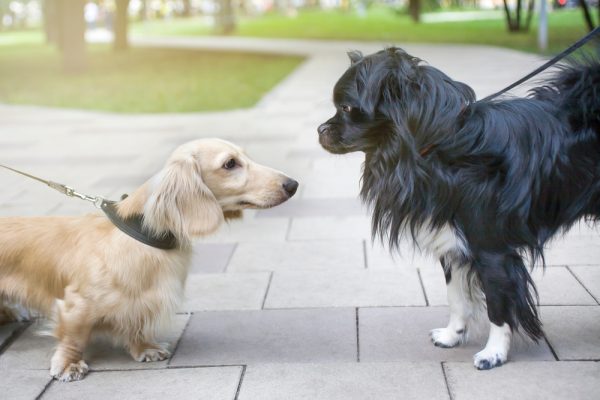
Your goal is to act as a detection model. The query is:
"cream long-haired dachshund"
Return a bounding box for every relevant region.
[0,138,298,382]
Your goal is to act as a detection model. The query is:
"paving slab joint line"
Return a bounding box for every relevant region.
[284,217,293,241]
[416,268,430,306]
[565,265,600,305]
[440,362,454,400]
[261,272,274,309]
[355,307,361,362]
[167,312,193,366]
[234,365,247,400]
[362,239,368,269]
[223,242,239,273]
[0,320,30,355]
[34,377,54,400]
[166,364,246,370]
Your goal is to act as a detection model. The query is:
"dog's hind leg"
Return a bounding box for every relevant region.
[430,257,474,348]
[471,250,542,370]
[49,287,93,382]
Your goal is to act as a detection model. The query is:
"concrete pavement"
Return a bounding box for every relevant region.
[0,37,599,399]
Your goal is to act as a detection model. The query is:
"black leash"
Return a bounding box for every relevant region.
[0,163,177,250]
[480,26,600,102]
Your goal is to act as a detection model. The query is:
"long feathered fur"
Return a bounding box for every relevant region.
[320,47,600,341]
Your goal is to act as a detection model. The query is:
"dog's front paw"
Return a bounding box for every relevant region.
[473,348,507,370]
[51,360,89,382]
[430,327,465,348]
[135,347,171,362]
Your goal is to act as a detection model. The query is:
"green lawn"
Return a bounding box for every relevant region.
[133,8,590,54]
[0,32,303,113]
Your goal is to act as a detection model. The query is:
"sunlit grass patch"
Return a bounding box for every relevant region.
[0,41,303,113]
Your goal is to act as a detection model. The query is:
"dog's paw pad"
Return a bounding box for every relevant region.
[52,360,89,382]
[473,349,506,370]
[136,347,171,362]
[430,328,464,348]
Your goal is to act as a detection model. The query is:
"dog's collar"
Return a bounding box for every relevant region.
[101,200,178,250]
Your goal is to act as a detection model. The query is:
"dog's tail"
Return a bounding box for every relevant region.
[533,52,600,136]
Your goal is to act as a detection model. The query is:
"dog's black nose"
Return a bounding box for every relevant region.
[318,123,329,135]
[283,179,299,197]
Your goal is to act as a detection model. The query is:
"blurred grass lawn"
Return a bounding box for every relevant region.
[133,8,588,55]
[0,31,303,113]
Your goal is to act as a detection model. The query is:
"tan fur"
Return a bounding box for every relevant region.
[0,138,296,382]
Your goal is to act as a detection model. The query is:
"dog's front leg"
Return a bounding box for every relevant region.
[430,258,473,348]
[128,340,171,363]
[49,288,93,382]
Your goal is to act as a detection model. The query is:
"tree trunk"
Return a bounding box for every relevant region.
[182,0,192,17]
[409,0,420,23]
[139,0,149,20]
[42,0,61,45]
[216,0,236,34]
[114,0,130,51]
[57,0,86,73]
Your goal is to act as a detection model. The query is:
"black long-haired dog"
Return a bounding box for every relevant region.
[318,47,600,369]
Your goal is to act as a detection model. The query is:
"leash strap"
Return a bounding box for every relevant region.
[0,163,104,208]
[480,26,600,102]
[1,163,177,250]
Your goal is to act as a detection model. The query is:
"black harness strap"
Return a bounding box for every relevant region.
[101,200,178,250]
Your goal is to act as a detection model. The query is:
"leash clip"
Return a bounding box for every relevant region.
[48,181,104,208]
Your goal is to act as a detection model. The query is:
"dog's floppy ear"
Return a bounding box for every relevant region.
[144,157,223,242]
[348,50,363,65]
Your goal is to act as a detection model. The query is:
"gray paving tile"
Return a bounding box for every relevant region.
[288,216,371,240]
[545,235,600,266]
[265,269,426,308]
[204,217,290,243]
[84,314,189,370]
[170,309,356,365]
[569,266,600,303]
[366,241,437,269]
[301,156,363,199]
[0,366,50,400]
[445,361,600,400]
[239,363,450,400]
[181,273,270,311]
[417,265,597,307]
[0,322,27,351]
[533,267,597,305]
[42,367,242,400]
[541,305,600,360]
[189,243,236,274]
[0,323,56,370]
[227,240,364,272]
[418,265,449,306]
[359,307,554,363]
[256,198,365,218]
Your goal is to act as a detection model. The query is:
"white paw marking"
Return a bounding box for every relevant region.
[430,327,465,348]
[473,347,507,370]
[473,322,511,370]
[136,347,171,362]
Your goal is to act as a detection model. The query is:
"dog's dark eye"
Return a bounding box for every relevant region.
[223,158,237,170]
[341,105,352,113]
